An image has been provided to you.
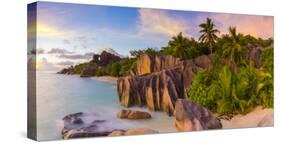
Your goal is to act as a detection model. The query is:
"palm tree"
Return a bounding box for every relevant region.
[165,32,188,59]
[199,18,220,54]
[228,26,240,43]
[223,27,248,64]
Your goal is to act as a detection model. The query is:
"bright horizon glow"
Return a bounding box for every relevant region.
[29,2,273,71]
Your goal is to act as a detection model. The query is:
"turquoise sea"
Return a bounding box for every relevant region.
[36,71,176,140]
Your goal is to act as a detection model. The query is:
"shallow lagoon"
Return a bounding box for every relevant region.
[36,71,176,141]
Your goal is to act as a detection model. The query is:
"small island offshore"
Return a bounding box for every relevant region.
[28,2,274,141]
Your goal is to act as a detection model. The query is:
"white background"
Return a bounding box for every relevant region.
[0,0,280,141]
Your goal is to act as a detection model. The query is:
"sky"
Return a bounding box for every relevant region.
[28,2,273,71]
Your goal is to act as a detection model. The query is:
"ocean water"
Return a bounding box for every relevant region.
[36,71,176,141]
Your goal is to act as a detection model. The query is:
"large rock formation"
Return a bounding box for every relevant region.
[58,50,122,76]
[135,54,181,75]
[174,99,222,131]
[117,109,152,119]
[93,51,122,66]
[117,54,212,115]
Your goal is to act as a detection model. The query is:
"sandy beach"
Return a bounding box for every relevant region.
[221,106,274,129]
[90,76,118,83]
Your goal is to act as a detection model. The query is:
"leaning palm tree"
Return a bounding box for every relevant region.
[199,18,220,54]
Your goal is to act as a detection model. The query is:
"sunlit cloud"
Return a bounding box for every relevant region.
[138,9,189,37]
[209,14,273,38]
[36,22,75,38]
[36,57,58,71]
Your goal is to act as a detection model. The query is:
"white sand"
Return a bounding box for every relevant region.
[90,76,118,83]
[221,106,274,129]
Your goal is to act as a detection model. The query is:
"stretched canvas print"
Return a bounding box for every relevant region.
[27,1,274,141]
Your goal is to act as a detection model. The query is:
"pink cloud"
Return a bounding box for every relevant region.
[138,9,190,37]
[209,13,273,38]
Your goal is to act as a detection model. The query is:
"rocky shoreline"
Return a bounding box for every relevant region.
[61,99,223,139]
[60,51,273,139]
[61,105,273,139]
[61,111,159,139]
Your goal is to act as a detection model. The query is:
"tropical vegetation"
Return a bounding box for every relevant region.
[59,17,273,116]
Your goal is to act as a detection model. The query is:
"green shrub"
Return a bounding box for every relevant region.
[109,62,121,77]
[95,67,106,76]
[188,62,273,115]
[261,47,273,74]
[160,33,209,60]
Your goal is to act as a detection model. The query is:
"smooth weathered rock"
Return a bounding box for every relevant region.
[124,128,158,135]
[108,128,158,137]
[174,99,222,131]
[62,112,122,139]
[62,112,84,125]
[63,130,111,139]
[62,112,159,139]
[108,130,125,136]
[249,46,262,68]
[93,51,121,66]
[117,54,211,115]
[117,109,151,119]
[136,54,181,76]
[193,54,212,68]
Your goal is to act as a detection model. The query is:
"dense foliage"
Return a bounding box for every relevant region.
[160,32,209,60]
[188,62,273,115]
[104,58,136,77]
[188,23,274,116]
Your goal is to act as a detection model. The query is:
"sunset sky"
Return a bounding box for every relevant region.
[28,2,273,71]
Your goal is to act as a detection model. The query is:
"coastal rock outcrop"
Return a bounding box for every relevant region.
[62,112,158,139]
[135,54,181,75]
[63,129,112,139]
[93,51,122,66]
[109,128,158,136]
[58,50,122,76]
[117,109,152,119]
[63,112,84,124]
[62,112,118,139]
[117,54,212,115]
[174,99,222,131]
[108,130,125,136]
